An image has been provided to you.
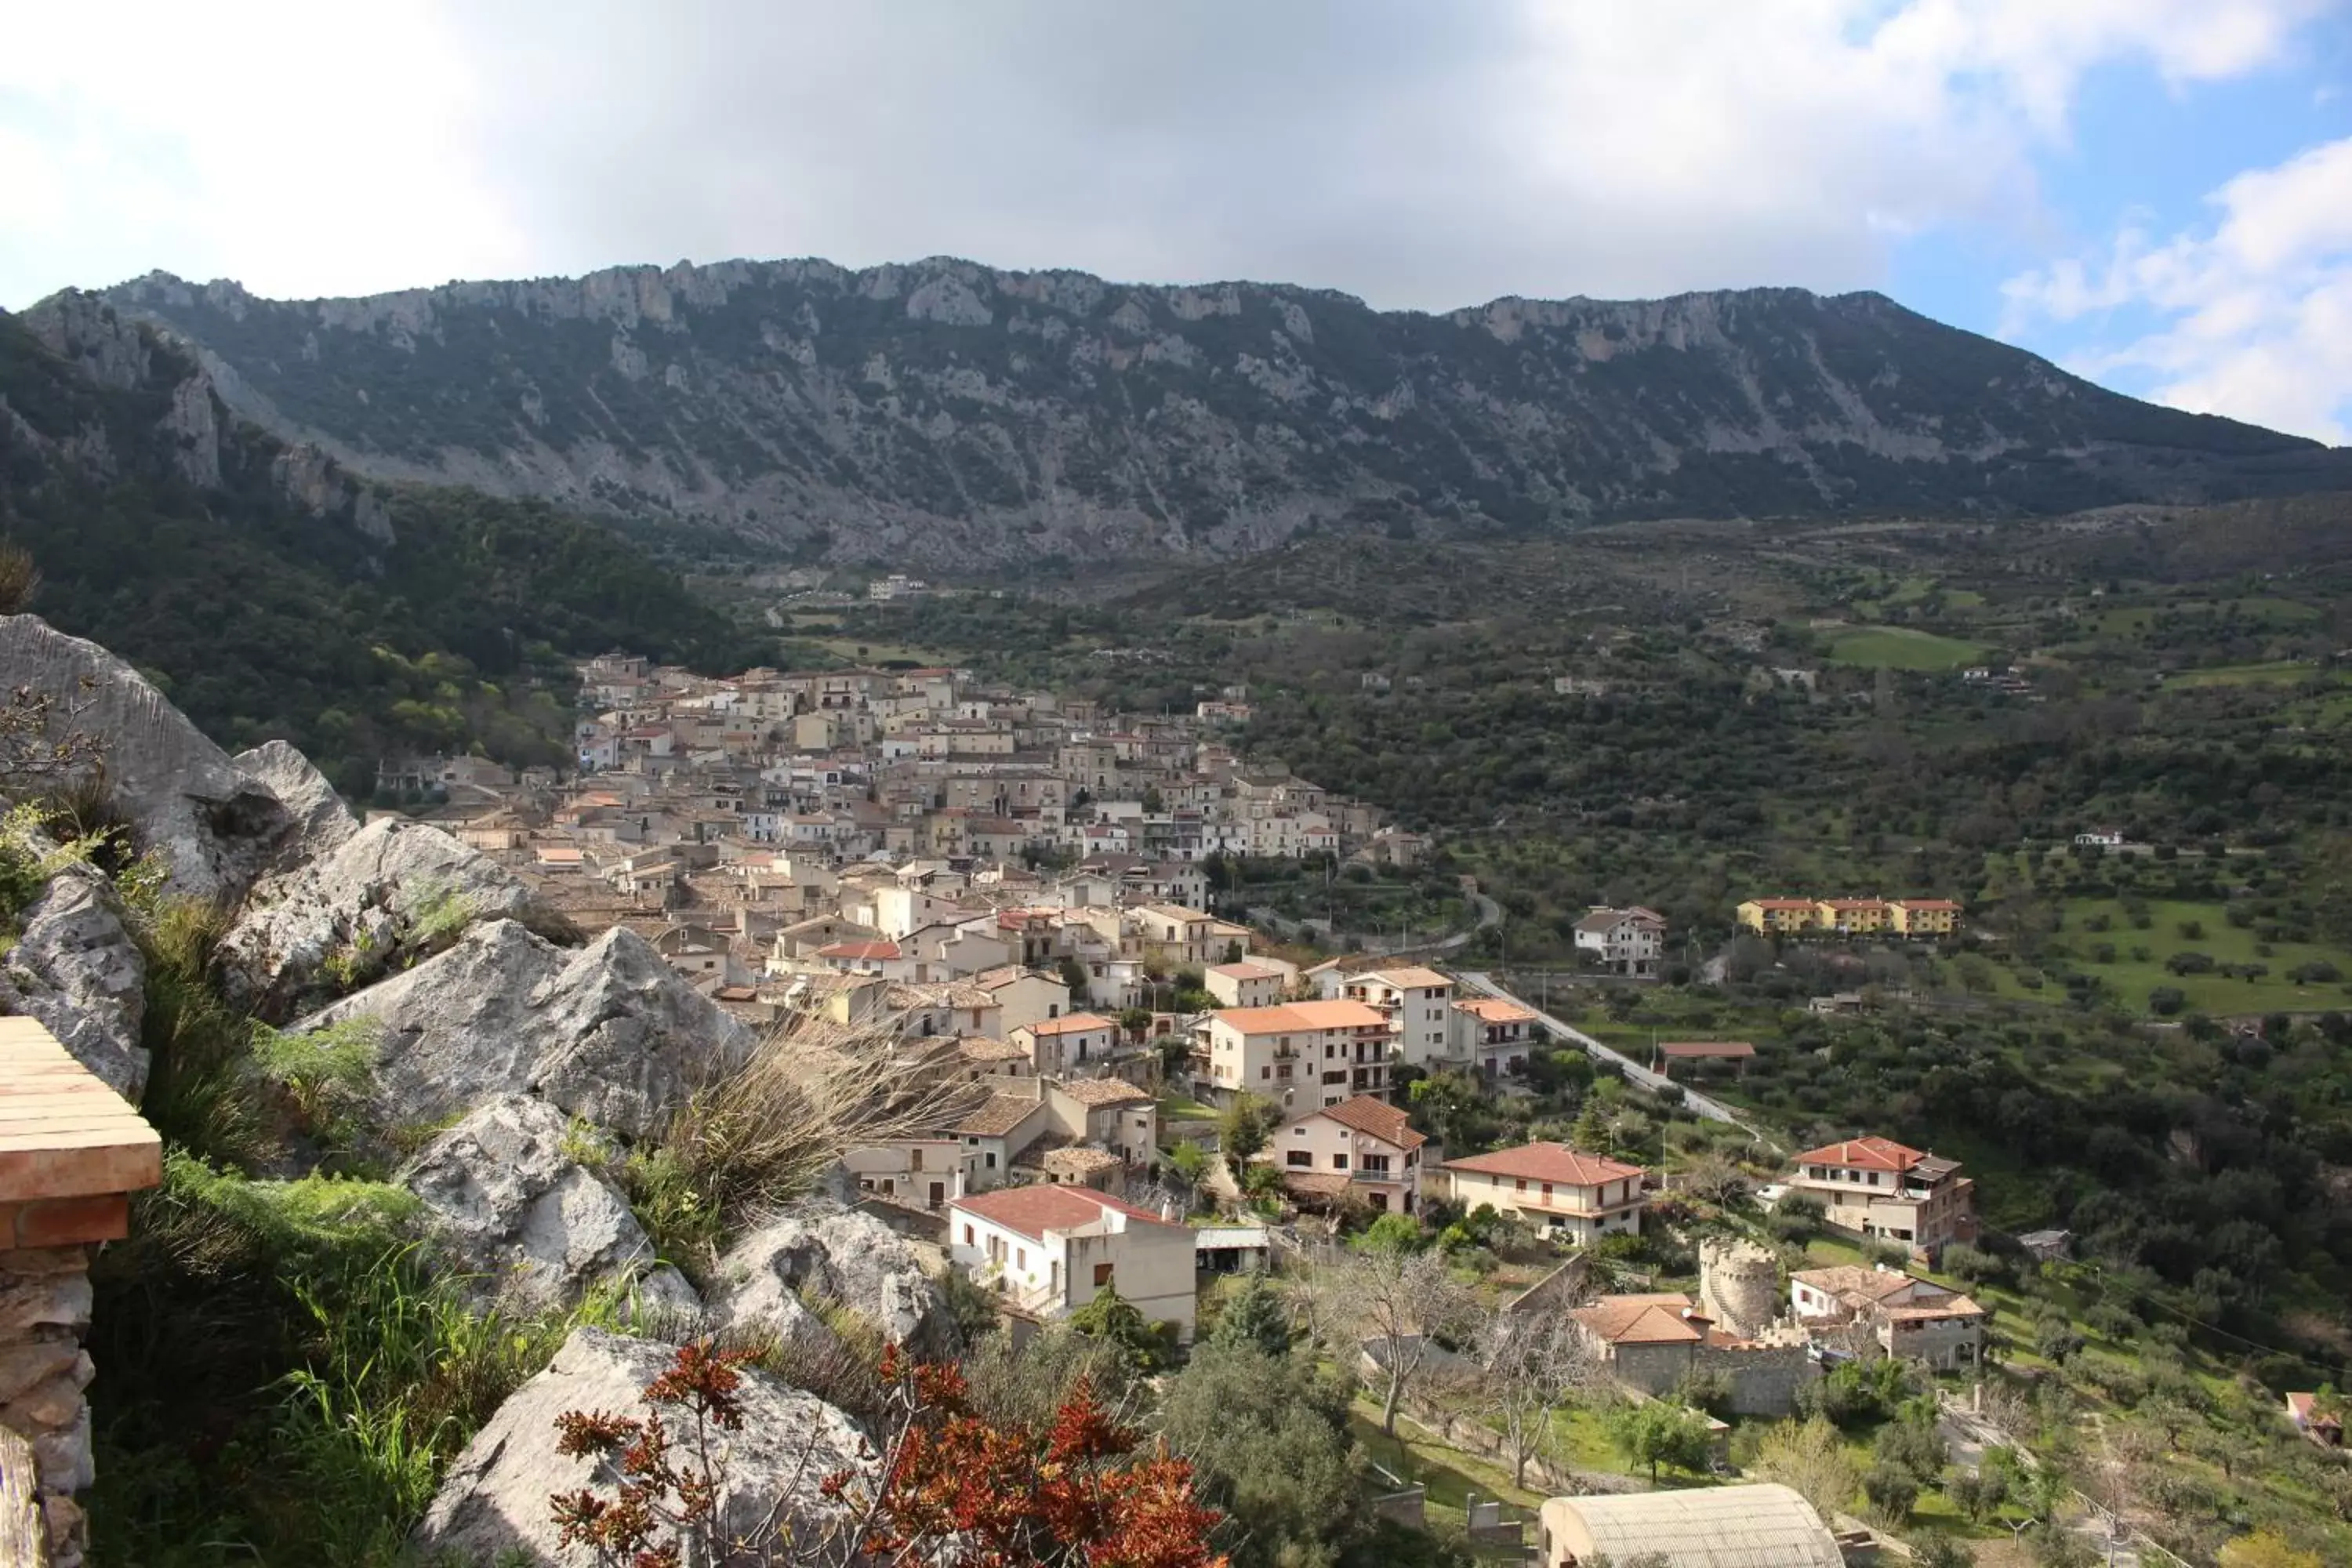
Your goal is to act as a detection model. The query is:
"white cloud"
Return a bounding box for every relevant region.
[2004,136,2352,442]
[0,0,2333,319]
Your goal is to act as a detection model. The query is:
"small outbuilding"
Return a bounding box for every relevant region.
[1537,1482,1842,1568]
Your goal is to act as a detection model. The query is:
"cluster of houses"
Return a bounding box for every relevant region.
[1736,896,1962,938]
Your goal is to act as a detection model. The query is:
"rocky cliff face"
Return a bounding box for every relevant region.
[97,257,2349,565]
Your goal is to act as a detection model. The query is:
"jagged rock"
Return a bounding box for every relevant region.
[296,920,756,1141]
[0,864,147,1097]
[401,1096,699,1316]
[711,1207,950,1354]
[216,816,566,1018]
[0,615,291,902]
[231,739,356,866]
[411,1326,867,1565]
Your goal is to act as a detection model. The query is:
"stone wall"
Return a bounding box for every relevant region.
[0,1247,95,1566]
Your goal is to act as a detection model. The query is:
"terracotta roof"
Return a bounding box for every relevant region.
[1883,1293,1987,1323]
[1208,962,1286,980]
[1443,1142,1642,1186]
[956,1038,1033,1062]
[950,1185,1175,1240]
[1573,1294,1706,1345]
[1020,1012,1116,1037]
[1055,1077,1153,1108]
[1454,997,1537,1023]
[1657,1041,1755,1059]
[1209,1000,1392,1034]
[1359,966,1452,989]
[1820,898,1892,911]
[1308,1095,1427,1151]
[1794,1134,1926,1173]
[953,1095,1047,1137]
[1892,898,1963,911]
[1744,898,1818,910]
[1791,1265,1917,1305]
[818,941,902,961]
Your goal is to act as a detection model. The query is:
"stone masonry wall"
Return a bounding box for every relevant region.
[0,1246,96,1567]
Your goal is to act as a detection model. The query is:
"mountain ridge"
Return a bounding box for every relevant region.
[85,256,2351,565]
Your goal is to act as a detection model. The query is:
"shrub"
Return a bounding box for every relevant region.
[1862,1461,1920,1524]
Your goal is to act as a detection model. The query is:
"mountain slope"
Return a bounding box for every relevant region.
[94,258,2350,566]
[0,294,760,794]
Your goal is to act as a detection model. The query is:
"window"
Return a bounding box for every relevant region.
[1094,1263,1114,1287]
[1332,1153,1349,1170]
[1261,1066,1272,1080]
[1515,1178,1527,1192]
[964,1225,975,1244]
[986,1152,997,1169]
[1287,1151,1312,1168]
[1016,1248,1026,1269]
[1541,1181,1553,1199]
[1293,1126,1308,1136]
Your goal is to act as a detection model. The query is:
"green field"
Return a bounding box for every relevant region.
[2169,660,2322,688]
[1826,626,1987,670]
[2004,897,2352,1015]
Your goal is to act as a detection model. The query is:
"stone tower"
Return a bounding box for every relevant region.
[1699,1236,1783,1340]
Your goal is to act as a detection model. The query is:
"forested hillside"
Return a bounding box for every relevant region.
[0,303,764,794]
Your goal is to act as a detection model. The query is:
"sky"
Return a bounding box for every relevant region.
[4,1,2350,441]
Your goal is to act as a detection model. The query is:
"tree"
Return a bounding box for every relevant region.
[1570,1099,1610,1153]
[1059,953,1091,1004]
[1473,1307,1596,1488]
[1218,1093,1275,1166]
[1160,1343,1363,1568]
[1358,1212,1425,1254]
[550,1341,1229,1566]
[1167,1139,1209,1196]
[1069,1280,1176,1372]
[1607,1399,1710,1483]
[1312,1229,1477,1435]
[1749,1417,1860,1520]
[1861,1461,1920,1524]
[1914,1535,1975,1568]
[1210,1271,1292,1359]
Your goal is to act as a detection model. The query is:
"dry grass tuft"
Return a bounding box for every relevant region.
[650,1011,976,1243]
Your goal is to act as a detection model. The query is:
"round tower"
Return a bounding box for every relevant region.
[1699,1236,1782,1339]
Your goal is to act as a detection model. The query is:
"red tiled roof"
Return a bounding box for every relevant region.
[1454,997,1537,1023]
[1442,1142,1642,1185]
[1210,1000,1390,1033]
[1022,1012,1116,1037]
[1308,1095,1427,1151]
[1573,1294,1706,1345]
[950,1185,1175,1241]
[1657,1041,1756,1059]
[1893,898,1963,911]
[818,941,902,961]
[1794,1134,1926,1173]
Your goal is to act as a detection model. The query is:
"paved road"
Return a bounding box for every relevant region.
[1451,969,1751,1129]
[1245,889,1501,956]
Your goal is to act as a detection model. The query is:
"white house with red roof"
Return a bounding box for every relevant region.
[1436,1142,1647,1245]
[947,1186,1196,1341]
[1272,1094,1430,1215]
[1449,996,1543,1077]
[1785,1136,1976,1256]
[1191,1000,1399,1112]
[1007,1012,1119,1076]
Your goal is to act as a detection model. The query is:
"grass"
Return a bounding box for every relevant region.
[2168,659,2321,687]
[1826,626,1987,671]
[1157,1091,1218,1122]
[1349,1401,1546,1532]
[2023,896,2352,1015]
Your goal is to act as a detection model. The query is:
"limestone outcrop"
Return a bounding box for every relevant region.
[0,616,292,902]
[0,865,147,1098]
[216,816,565,1018]
[411,1327,868,1564]
[400,1095,698,1317]
[297,920,756,1141]
[710,1207,951,1354]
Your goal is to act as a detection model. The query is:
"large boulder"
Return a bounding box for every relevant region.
[400,1095,699,1318]
[710,1206,951,1354]
[0,864,147,1097]
[411,1327,868,1565]
[216,816,567,1018]
[230,740,357,868]
[0,616,292,902]
[295,920,757,1141]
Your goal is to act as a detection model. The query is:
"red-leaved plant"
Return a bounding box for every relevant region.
[550,1340,1227,1567]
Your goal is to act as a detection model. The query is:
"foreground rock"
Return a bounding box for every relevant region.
[412,1327,869,1564]
[710,1207,952,1354]
[401,1096,699,1317]
[217,816,568,1018]
[0,615,293,902]
[230,739,358,868]
[0,864,147,1096]
[297,920,757,1140]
